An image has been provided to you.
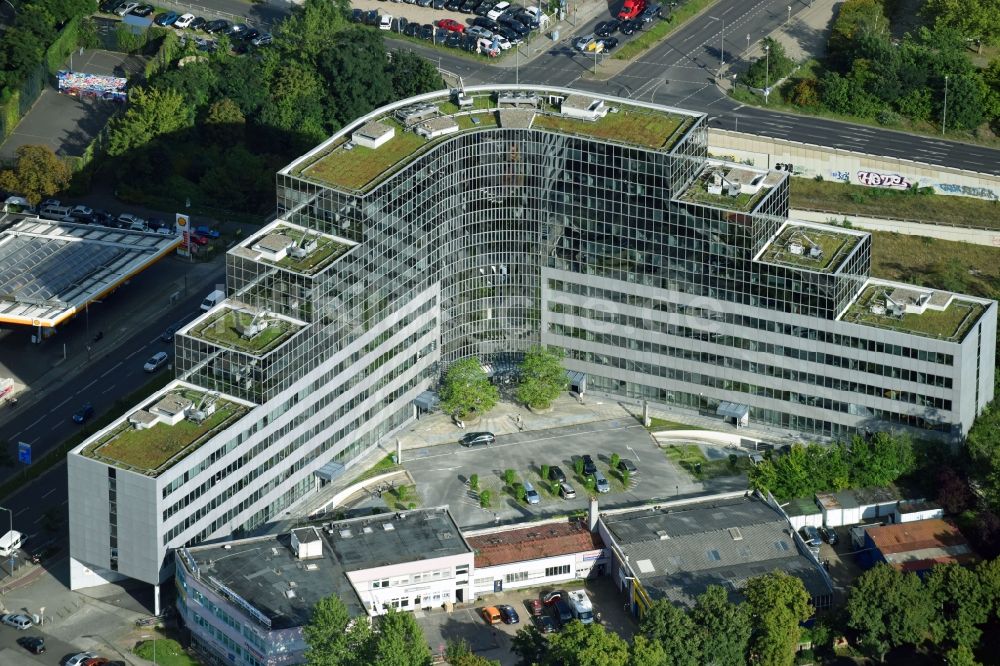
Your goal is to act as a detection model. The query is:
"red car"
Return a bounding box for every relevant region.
[189,233,209,246]
[436,18,465,32]
[617,0,645,20]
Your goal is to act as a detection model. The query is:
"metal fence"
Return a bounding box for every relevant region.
[150,0,276,29]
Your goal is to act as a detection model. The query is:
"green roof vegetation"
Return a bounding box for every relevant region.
[678,170,772,212]
[531,107,689,150]
[83,391,250,475]
[842,284,985,341]
[759,225,863,273]
[190,308,301,355]
[262,226,351,274]
[301,119,426,191]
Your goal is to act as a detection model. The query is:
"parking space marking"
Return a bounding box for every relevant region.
[41,489,55,499]
[626,444,641,462]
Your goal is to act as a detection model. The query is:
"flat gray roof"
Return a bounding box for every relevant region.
[602,496,832,607]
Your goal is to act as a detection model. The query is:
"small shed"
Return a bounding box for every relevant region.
[816,491,860,528]
[352,121,395,149]
[291,527,324,560]
[783,497,823,531]
[895,500,944,524]
[855,487,900,522]
[415,116,459,140]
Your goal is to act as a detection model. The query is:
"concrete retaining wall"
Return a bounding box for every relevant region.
[708,129,1000,201]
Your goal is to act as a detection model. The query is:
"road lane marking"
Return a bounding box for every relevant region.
[53,397,71,410]
[627,444,641,462]
[100,361,122,378]
[41,489,55,499]
[14,508,27,517]
[126,347,144,360]
[50,422,62,432]
[102,384,117,394]
[26,417,44,430]
[79,379,98,393]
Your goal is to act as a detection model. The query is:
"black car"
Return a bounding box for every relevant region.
[498,604,520,624]
[365,10,380,25]
[16,637,45,655]
[461,431,495,447]
[582,454,597,476]
[243,28,260,42]
[499,16,529,35]
[498,25,522,44]
[99,0,122,11]
[617,458,638,474]
[446,0,462,9]
[203,19,229,33]
[189,16,206,29]
[404,21,421,36]
[548,465,566,483]
[620,19,640,34]
[462,33,479,51]
[536,614,556,633]
[461,0,478,12]
[473,1,494,16]
[595,19,620,36]
[472,16,499,30]
[92,210,115,227]
[433,0,446,7]
[435,27,449,43]
[445,32,463,47]
[131,3,154,16]
[351,8,364,22]
[818,526,839,545]
[394,17,408,32]
[420,23,435,39]
[514,10,539,28]
[552,599,573,627]
[600,36,619,51]
[160,323,180,342]
[638,2,662,22]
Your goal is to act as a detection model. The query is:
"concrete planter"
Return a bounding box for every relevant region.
[528,404,553,415]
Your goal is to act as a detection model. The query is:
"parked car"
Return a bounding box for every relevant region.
[404,22,421,36]
[117,213,145,230]
[541,590,564,606]
[251,32,272,45]
[16,636,45,654]
[70,204,94,219]
[620,19,639,34]
[594,469,610,493]
[433,0,446,8]
[0,613,32,630]
[472,15,498,30]
[416,0,433,6]
[351,8,364,22]
[595,19,619,36]
[498,604,520,624]
[65,653,100,666]
[445,32,463,47]
[600,36,619,52]
[552,599,573,626]
[799,525,823,549]
[446,0,462,9]
[528,598,543,616]
[467,25,492,39]
[474,0,494,16]
[190,233,209,246]
[493,33,511,49]
[461,431,495,447]
[460,0,478,12]
[818,526,839,545]
[581,454,597,476]
[115,2,139,16]
[748,451,765,466]
[535,614,556,634]
[143,351,169,372]
[203,19,230,33]
[573,33,596,51]
[379,14,393,30]
[487,0,510,19]
[419,23,435,39]
[617,0,645,21]
[72,403,94,424]
[499,16,529,35]
[173,13,196,28]
[498,25,522,44]
[82,659,110,666]
[99,0,124,12]
[480,606,502,624]
[153,11,179,26]
[514,9,539,28]
[548,465,566,483]
[559,482,576,499]
[638,2,662,23]
[131,4,153,16]
[617,458,638,474]
[437,18,465,32]
[364,9,380,25]
[189,16,206,29]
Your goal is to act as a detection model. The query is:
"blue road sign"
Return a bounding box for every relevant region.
[18,441,31,465]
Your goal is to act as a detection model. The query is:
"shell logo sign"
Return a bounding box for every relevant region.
[176,213,192,257]
[176,214,189,228]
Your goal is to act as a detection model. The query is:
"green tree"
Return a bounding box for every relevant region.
[274,0,350,65]
[639,599,701,666]
[610,453,621,471]
[370,609,432,666]
[574,457,585,477]
[744,38,794,89]
[108,87,194,157]
[629,635,667,666]
[690,585,751,666]
[318,28,395,127]
[202,97,245,145]
[259,61,328,143]
[944,644,982,666]
[848,432,915,488]
[546,621,629,666]
[479,489,491,508]
[387,49,445,98]
[940,74,990,130]
[516,346,567,409]
[511,625,547,666]
[846,564,933,660]
[966,396,1000,510]
[923,0,1000,48]
[0,144,72,205]
[469,474,479,491]
[925,563,988,650]
[540,464,550,482]
[504,469,517,487]
[977,558,1000,619]
[440,357,498,418]
[743,571,811,666]
[304,595,373,666]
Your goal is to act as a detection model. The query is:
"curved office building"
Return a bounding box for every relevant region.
[68,86,995,619]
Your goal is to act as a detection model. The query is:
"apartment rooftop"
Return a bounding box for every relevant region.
[283,85,700,193]
[841,280,988,342]
[77,381,253,476]
[757,222,865,274]
[678,163,783,212]
[185,305,305,356]
[234,221,355,276]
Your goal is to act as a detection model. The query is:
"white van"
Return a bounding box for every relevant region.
[0,530,23,557]
[200,289,225,311]
[39,205,72,221]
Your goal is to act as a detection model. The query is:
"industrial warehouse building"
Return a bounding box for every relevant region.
[69,86,995,610]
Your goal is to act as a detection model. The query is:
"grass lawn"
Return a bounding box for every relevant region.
[348,454,401,486]
[532,108,688,150]
[439,95,496,115]
[271,229,351,273]
[789,178,1000,229]
[384,483,420,511]
[843,283,985,341]
[304,120,427,191]
[192,309,299,354]
[136,638,198,666]
[90,404,239,472]
[664,444,748,480]
[868,231,1000,301]
[646,417,706,432]
[456,112,499,130]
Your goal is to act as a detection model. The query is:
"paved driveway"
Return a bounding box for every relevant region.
[403,418,730,529]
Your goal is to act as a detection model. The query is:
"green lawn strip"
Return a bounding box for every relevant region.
[347,454,401,486]
[0,373,173,502]
[614,0,719,60]
[789,178,1000,229]
[646,417,705,431]
[136,638,199,666]
[759,226,861,272]
[664,444,746,480]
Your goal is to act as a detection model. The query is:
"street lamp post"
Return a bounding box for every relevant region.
[708,15,724,74]
[942,74,949,136]
[787,5,791,23]
[746,32,750,51]
[764,42,770,105]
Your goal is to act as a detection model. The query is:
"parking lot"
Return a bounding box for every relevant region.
[416,577,633,665]
[401,418,722,529]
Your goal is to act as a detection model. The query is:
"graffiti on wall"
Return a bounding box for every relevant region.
[857,171,911,189]
[830,170,850,183]
[938,183,998,200]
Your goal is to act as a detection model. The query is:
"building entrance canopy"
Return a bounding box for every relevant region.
[717,401,750,427]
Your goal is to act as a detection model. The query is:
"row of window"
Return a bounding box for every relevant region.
[502,563,572,585]
[370,567,454,590]
[547,279,957,366]
[549,321,952,411]
[189,610,263,666]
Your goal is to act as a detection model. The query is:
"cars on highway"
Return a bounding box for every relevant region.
[143,351,169,373]
[461,431,495,447]
[498,604,520,624]
[548,465,566,483]
[160,323,181,342]
[558,482,576,499]
[0,613,32,629]
[480,606,502,624]
[16,636,45,654]
[72,403,95,424]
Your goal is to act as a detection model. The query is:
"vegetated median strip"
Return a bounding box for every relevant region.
[614,0,720,61]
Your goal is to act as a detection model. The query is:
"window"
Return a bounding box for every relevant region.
[545,564,571,577]
[505,571,529,583]
[456,564,469,576]
[371,579,389,589]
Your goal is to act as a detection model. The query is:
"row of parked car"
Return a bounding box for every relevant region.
[32,199,219,244]
[573,1,666,53]
[99,0,273,46]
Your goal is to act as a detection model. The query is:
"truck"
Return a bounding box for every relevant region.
[567,590,594,624]
[0,530,24,557]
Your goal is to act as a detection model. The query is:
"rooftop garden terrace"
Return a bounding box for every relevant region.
[81,387,251,476]
[253,225,353,275]
[188,307,303,355]
[289,90,696,193]
[842,283,986,342]
[758,224,864,273]
[678,165,775,212]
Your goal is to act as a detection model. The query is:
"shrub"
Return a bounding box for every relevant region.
[503,469,517,487]
[479,490,491,508]
[573,458,585,476]
[469,474,479,491]
[790,78,821,107]
[540,464,550,482]
[515,483,527,502]
[621,468,631,486]
[610,453,620,470]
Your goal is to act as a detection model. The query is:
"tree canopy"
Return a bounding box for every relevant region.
[846,564,934,660]
[304,598,431,666]
[440,357,499,418]
[516,346,568,409]
[743,571,812,666]
[0,144,73,205]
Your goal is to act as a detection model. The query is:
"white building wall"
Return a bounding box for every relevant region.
[897,507,944,523]
[347,551,475,615]
[472,549,607,596]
